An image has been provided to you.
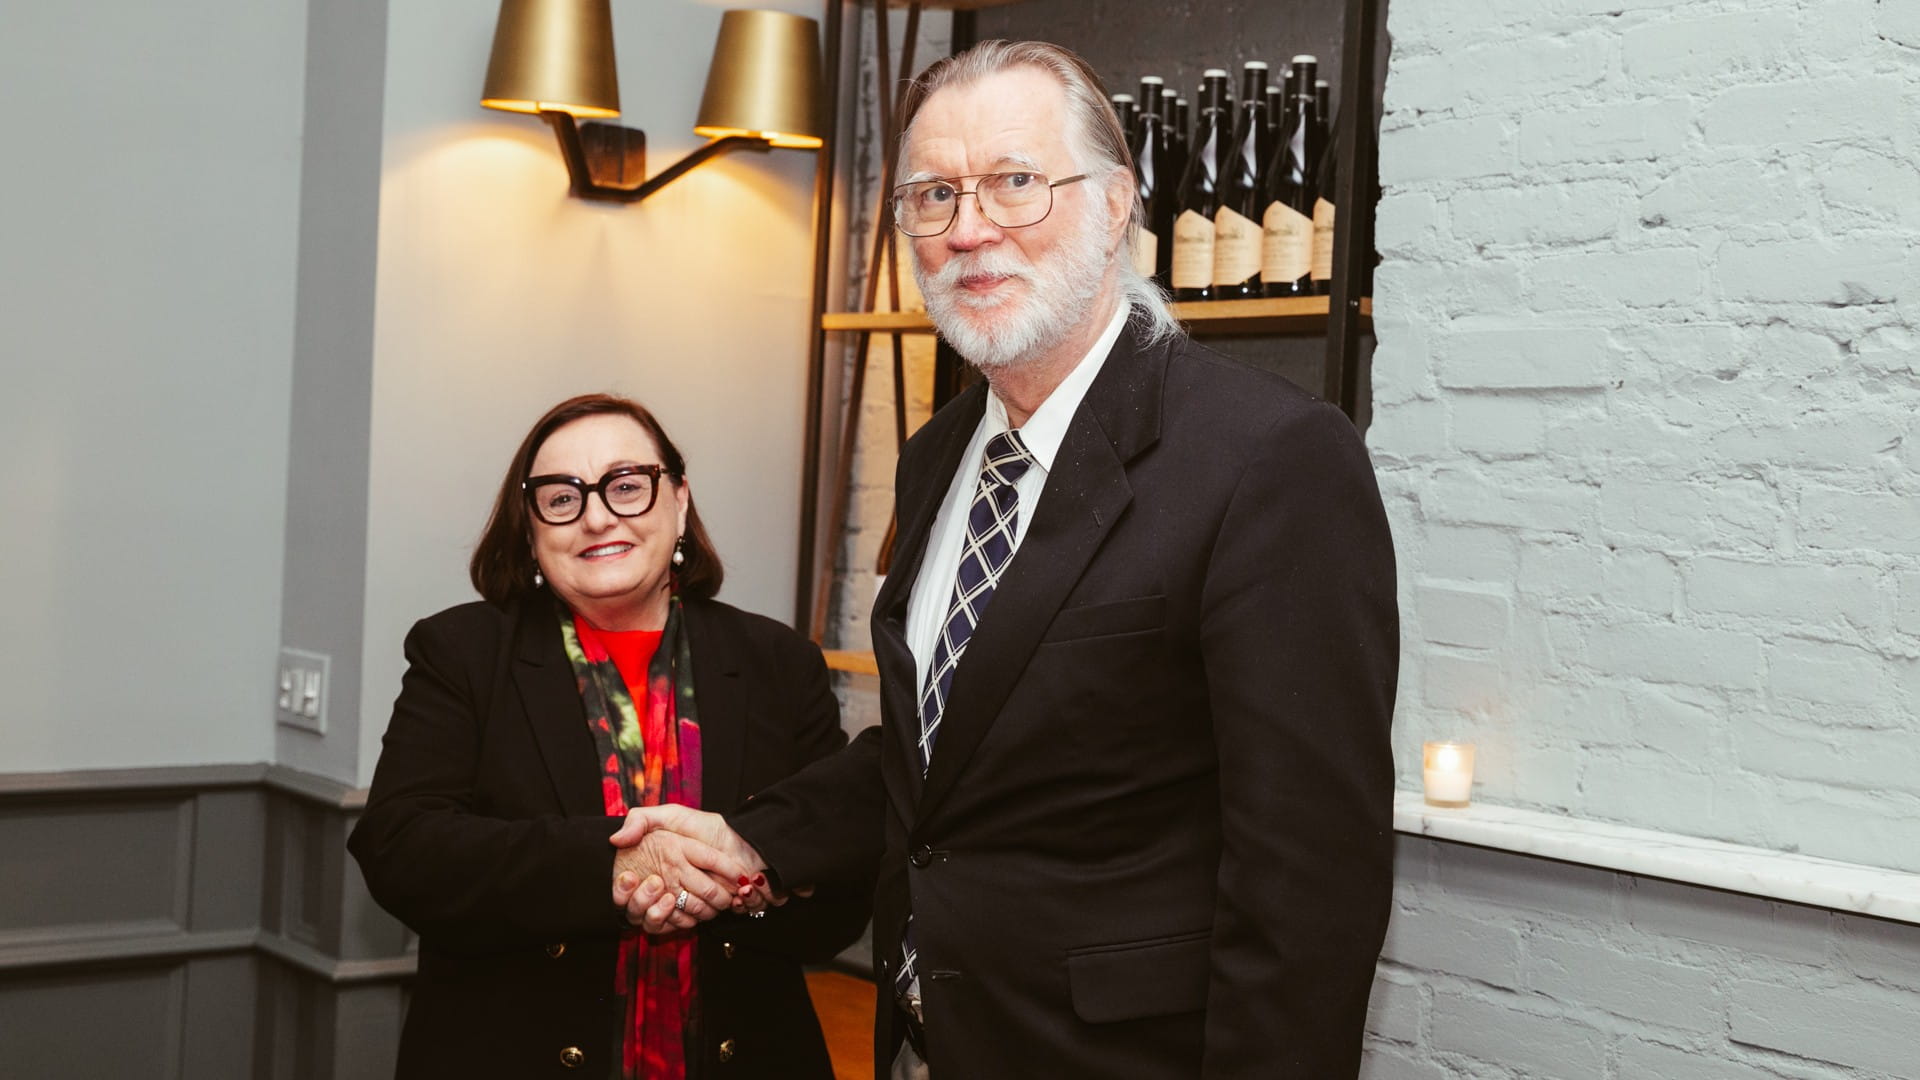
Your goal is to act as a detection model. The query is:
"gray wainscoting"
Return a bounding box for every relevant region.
[0,765,412,1079]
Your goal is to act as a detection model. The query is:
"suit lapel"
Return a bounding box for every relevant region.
[875,385,988,813]
[683,601,748,812]
[916,326,1169,821]
[510,596,606,818]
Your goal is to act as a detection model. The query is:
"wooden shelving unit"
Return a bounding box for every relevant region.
[821,296,1373,337]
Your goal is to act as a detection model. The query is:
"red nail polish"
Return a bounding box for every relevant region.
[737,876,751,886]
[754,874,767,886]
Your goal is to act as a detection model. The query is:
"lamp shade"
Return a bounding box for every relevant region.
[480,0,621,119]
[693,10,823,148]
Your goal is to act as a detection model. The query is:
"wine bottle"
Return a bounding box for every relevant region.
[1315,79,1332,144]
[1110,93,1137,140]
[1136,75,1164,122]
[1130,80,1175,287]
[1261,56,1322,298]
[1172,96,1191,169]
[1170,70,1230,302]
[1212,61,1270,300]
[1311,103,1339,296]
[1161,86,1188,193]
[1264,81,1284,141]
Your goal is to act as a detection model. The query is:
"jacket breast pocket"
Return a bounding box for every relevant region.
[1065,929,1211,1023]
[1039,594,1166,645]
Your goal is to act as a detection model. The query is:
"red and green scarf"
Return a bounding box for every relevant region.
[560,596,704,1080]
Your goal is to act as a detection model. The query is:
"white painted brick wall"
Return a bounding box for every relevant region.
[1375,0,1920,869]
[1373,1,1920,1074]
[1372,837,1920,1079]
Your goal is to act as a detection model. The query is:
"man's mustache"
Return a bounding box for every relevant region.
[930,251,1033,288]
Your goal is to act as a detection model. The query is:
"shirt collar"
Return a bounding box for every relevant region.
[984,304,1131,473]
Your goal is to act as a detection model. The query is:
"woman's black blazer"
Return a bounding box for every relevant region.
[349,593,874,1079]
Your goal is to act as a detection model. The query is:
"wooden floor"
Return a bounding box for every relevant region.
[805,969,877,1080]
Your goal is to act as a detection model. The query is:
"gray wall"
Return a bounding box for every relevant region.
[0,767,411,1079]
[0,2,307,771]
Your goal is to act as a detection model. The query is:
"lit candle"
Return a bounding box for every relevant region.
[1422,741,1475,808]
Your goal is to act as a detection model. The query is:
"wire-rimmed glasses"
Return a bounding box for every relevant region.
[523,465,671,525]
[890,171,1088,237]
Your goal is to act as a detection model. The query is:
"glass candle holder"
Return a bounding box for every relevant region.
[1422,741,1475,808]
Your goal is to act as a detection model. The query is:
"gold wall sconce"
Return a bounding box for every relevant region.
[481,2,823,204]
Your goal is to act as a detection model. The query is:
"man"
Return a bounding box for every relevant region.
[616,40,1398,1079]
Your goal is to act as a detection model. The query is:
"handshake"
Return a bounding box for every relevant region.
[607,805,799,934]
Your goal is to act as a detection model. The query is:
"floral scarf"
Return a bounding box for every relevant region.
[560,596,703,1080]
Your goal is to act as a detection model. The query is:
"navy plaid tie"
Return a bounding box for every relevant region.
[896,428,1036,1001]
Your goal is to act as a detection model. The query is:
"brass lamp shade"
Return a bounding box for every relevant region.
[481,0,621,119]
[693,10,823,149]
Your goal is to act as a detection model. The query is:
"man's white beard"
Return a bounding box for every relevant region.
[914,197,1112,373]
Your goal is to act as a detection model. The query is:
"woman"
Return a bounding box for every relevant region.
[349,394,871,1079]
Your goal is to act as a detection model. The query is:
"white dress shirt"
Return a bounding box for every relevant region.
[905,305,1131,699]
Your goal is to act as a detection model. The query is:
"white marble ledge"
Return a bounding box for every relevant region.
[1394,791,1920,927]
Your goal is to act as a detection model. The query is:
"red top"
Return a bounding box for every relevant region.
[596,627,664,691]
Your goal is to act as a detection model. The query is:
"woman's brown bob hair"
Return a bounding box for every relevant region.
[470,394,724,607]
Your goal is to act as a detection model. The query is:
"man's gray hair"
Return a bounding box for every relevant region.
[899,40,1182,346]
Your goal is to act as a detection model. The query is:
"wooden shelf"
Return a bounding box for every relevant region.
[1179,295,1374,335]
[820,296,1371,337]
[823,649,879,676]
[820,310,937,332]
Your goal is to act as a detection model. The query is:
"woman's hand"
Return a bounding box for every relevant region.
[611,872,676,933]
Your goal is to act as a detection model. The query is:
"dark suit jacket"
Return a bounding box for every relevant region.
[731,322,1399,1078]
[349,594,872,1079]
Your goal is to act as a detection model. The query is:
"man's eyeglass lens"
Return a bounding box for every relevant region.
[893,172,1083,237]
[526,467,659,524]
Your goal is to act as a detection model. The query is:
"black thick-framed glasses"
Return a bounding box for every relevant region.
[890,171,1088,237]
[522,464,673,525]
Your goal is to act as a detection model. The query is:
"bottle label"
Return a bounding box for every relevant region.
[1132,223,1159,279]
[1311,197,1336,282]
[1171,210,1215,290]
[1212,206,1261,287]
[1261,202,1313,284]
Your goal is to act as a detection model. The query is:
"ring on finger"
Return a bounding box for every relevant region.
[674,888,690,911]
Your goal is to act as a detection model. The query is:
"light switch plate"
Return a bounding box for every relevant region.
[276,647,330,735]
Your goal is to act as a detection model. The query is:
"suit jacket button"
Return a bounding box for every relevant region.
[545,943,566,958]
[559,1046,585,1068]
[723,941,736,959]
[718,1038,737,1062]
[910,844,933,868]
